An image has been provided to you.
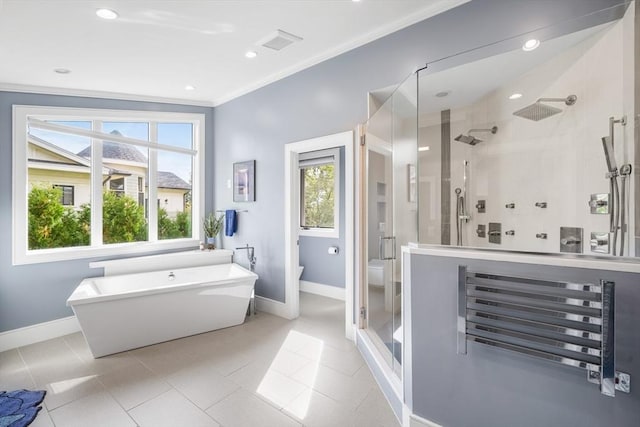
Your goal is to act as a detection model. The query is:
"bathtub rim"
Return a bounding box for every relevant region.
[67,262,258,307]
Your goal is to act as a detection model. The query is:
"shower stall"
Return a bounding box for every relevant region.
[417,10,636,258]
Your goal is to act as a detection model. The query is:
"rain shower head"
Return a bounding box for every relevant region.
[454,126,498,145]
[454,134,482,145]
[513,94,577,121]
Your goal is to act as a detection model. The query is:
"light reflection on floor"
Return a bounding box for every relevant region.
[49,375,98,394]
[256,330,323,419]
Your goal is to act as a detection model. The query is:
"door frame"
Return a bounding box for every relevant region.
[284,130,355,340]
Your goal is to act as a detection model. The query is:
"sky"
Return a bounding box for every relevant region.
[29,120,194,182]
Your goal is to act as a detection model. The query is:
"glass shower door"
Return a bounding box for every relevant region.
[364,73,418,376]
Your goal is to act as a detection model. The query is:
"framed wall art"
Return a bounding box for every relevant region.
[233,160,256,202]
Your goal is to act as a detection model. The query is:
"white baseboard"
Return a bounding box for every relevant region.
[0,316,81,352]
[255,296,294,319]
[300,280,346,301]
[408,412,443,427]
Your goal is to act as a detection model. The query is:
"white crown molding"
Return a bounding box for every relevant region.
[0,83,215,108]
[0,316,80,352]
[212,0,470,106]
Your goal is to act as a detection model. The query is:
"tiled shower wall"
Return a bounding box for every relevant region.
[420,5,636,257]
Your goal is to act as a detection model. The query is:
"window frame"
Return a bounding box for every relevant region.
[298,148,340,239]
[53,184,75,206]
[13,105,205,265]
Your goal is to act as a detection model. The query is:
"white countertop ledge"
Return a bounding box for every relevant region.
[404,244,640,274]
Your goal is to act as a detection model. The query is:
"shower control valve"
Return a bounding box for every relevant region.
[560,237,581,245]
[505,230,515,236]
[589,200,608,208]
[535,202,547,208]
[488,231,501,236]
[505,203,515,209]
[536,233,548,239]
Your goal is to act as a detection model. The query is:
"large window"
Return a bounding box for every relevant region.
[299,148,340,238]
[13,106,205,264]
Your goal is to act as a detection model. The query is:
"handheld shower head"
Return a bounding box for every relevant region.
[454,126,498,145]
[601,136,618,173]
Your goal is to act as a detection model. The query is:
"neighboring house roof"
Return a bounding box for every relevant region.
[157,171,191,190]
[28,134,113,175]
[77,130,147,164]
[28,134,91,167]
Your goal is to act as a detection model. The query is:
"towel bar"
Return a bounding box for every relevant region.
[457,266,629,397]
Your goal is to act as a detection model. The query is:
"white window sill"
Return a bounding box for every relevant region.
[299,228,339,239]
[13,239,199,266]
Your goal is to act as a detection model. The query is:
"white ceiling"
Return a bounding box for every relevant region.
[415,23,611,115]
[0,0,467,106]
[368,20,612,120]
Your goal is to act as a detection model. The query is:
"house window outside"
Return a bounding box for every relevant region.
[109,177,125,196]
[137,176,145,207]
[53,185,74,206]
[299,148,340,238]
[13,106,205,265]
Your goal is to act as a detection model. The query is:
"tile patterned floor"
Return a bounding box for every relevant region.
[0,293,400,427]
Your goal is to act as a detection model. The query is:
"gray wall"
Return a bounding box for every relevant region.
[0,91,213,332]
[299,147,346,288]
[214,0,626,303]
[405,252,640,427]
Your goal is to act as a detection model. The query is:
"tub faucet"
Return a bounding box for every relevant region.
[235,244,256,271]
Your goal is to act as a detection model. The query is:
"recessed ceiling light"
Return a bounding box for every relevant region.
[419,146,430,152]
[96,8,119,20]
[435,91,451,98]
[54,68,71,74]
[185,85,196,91]
[522,39,540,51]
[509,93,523,100]
[245,51,257,59]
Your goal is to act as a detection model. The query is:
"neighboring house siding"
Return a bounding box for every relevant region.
[124,175,141,201]
[28,169,91,209]
[158,188,186,217]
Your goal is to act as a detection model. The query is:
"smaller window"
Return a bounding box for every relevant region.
[299,148,340,238]
[109,177,125,197]
[53,185,74,206]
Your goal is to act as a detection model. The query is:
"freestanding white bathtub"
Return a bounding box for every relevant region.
[67,262,258,358]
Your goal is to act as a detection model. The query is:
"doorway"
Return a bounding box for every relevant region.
[284,131,355,340]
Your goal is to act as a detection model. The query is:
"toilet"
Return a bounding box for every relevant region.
[368,259,385,287]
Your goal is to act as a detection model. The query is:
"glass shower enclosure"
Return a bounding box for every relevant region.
[362,74,418,377]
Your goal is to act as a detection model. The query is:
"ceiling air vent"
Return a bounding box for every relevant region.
[259,29,303,51]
